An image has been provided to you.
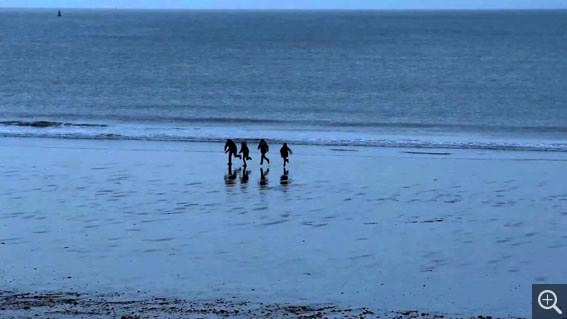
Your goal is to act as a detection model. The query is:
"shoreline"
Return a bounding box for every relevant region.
[1,135,566,160]
[1,132,566,153]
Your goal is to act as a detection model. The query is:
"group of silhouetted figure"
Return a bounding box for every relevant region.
[224,139,291,187]
[224,139,292,168]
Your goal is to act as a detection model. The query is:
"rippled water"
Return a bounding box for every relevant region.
[1,10,567,151]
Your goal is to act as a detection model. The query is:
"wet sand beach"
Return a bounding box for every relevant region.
[1,137,566,318]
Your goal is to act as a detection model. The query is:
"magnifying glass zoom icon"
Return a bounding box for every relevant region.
[539,290,562,314]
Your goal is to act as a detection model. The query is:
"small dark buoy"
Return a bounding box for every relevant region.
[58,10,62,17]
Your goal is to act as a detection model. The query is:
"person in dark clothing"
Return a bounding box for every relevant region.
[279,143,292,167]
[224,139,241,165]
[257,139,270,165]
[239,141,252,167]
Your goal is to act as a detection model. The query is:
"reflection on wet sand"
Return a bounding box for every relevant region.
[226,166,287,189]
[224,164,239,185]
[240,168,250,184]
[280,168,290,185]
[259,168,269,188]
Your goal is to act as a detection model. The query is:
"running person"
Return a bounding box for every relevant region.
[257,139,270,165]
[239,141,252,167]
[279,143,292,167]
[224,139,241,165]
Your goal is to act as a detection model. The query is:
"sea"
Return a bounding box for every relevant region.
[1,9,566,152]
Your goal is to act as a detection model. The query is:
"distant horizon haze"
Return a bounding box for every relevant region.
[4,7,567,11]
[1,0,567,10]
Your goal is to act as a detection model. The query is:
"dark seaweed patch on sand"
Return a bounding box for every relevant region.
[0,291,525,319]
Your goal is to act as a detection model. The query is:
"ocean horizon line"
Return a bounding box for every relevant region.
[2,7,567,12]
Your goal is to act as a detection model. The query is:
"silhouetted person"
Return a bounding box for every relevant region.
[258,139,270,165]
[280,168,289,185]
[224,164,238,185]
[239,141,252,167]
[224,139,241,165]
[280,143,293,167]
[58,10,62,17]
[259,167,269,188]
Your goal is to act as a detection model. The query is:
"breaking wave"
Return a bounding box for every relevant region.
[1,119,566,153]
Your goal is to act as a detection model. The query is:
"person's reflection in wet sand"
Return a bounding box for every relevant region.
[259,167,269,188]
[240,168,250,184]
[280,168,290,185]
[224,164,239,186]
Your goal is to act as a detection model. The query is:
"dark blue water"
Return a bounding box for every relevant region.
[1,9,567,151]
